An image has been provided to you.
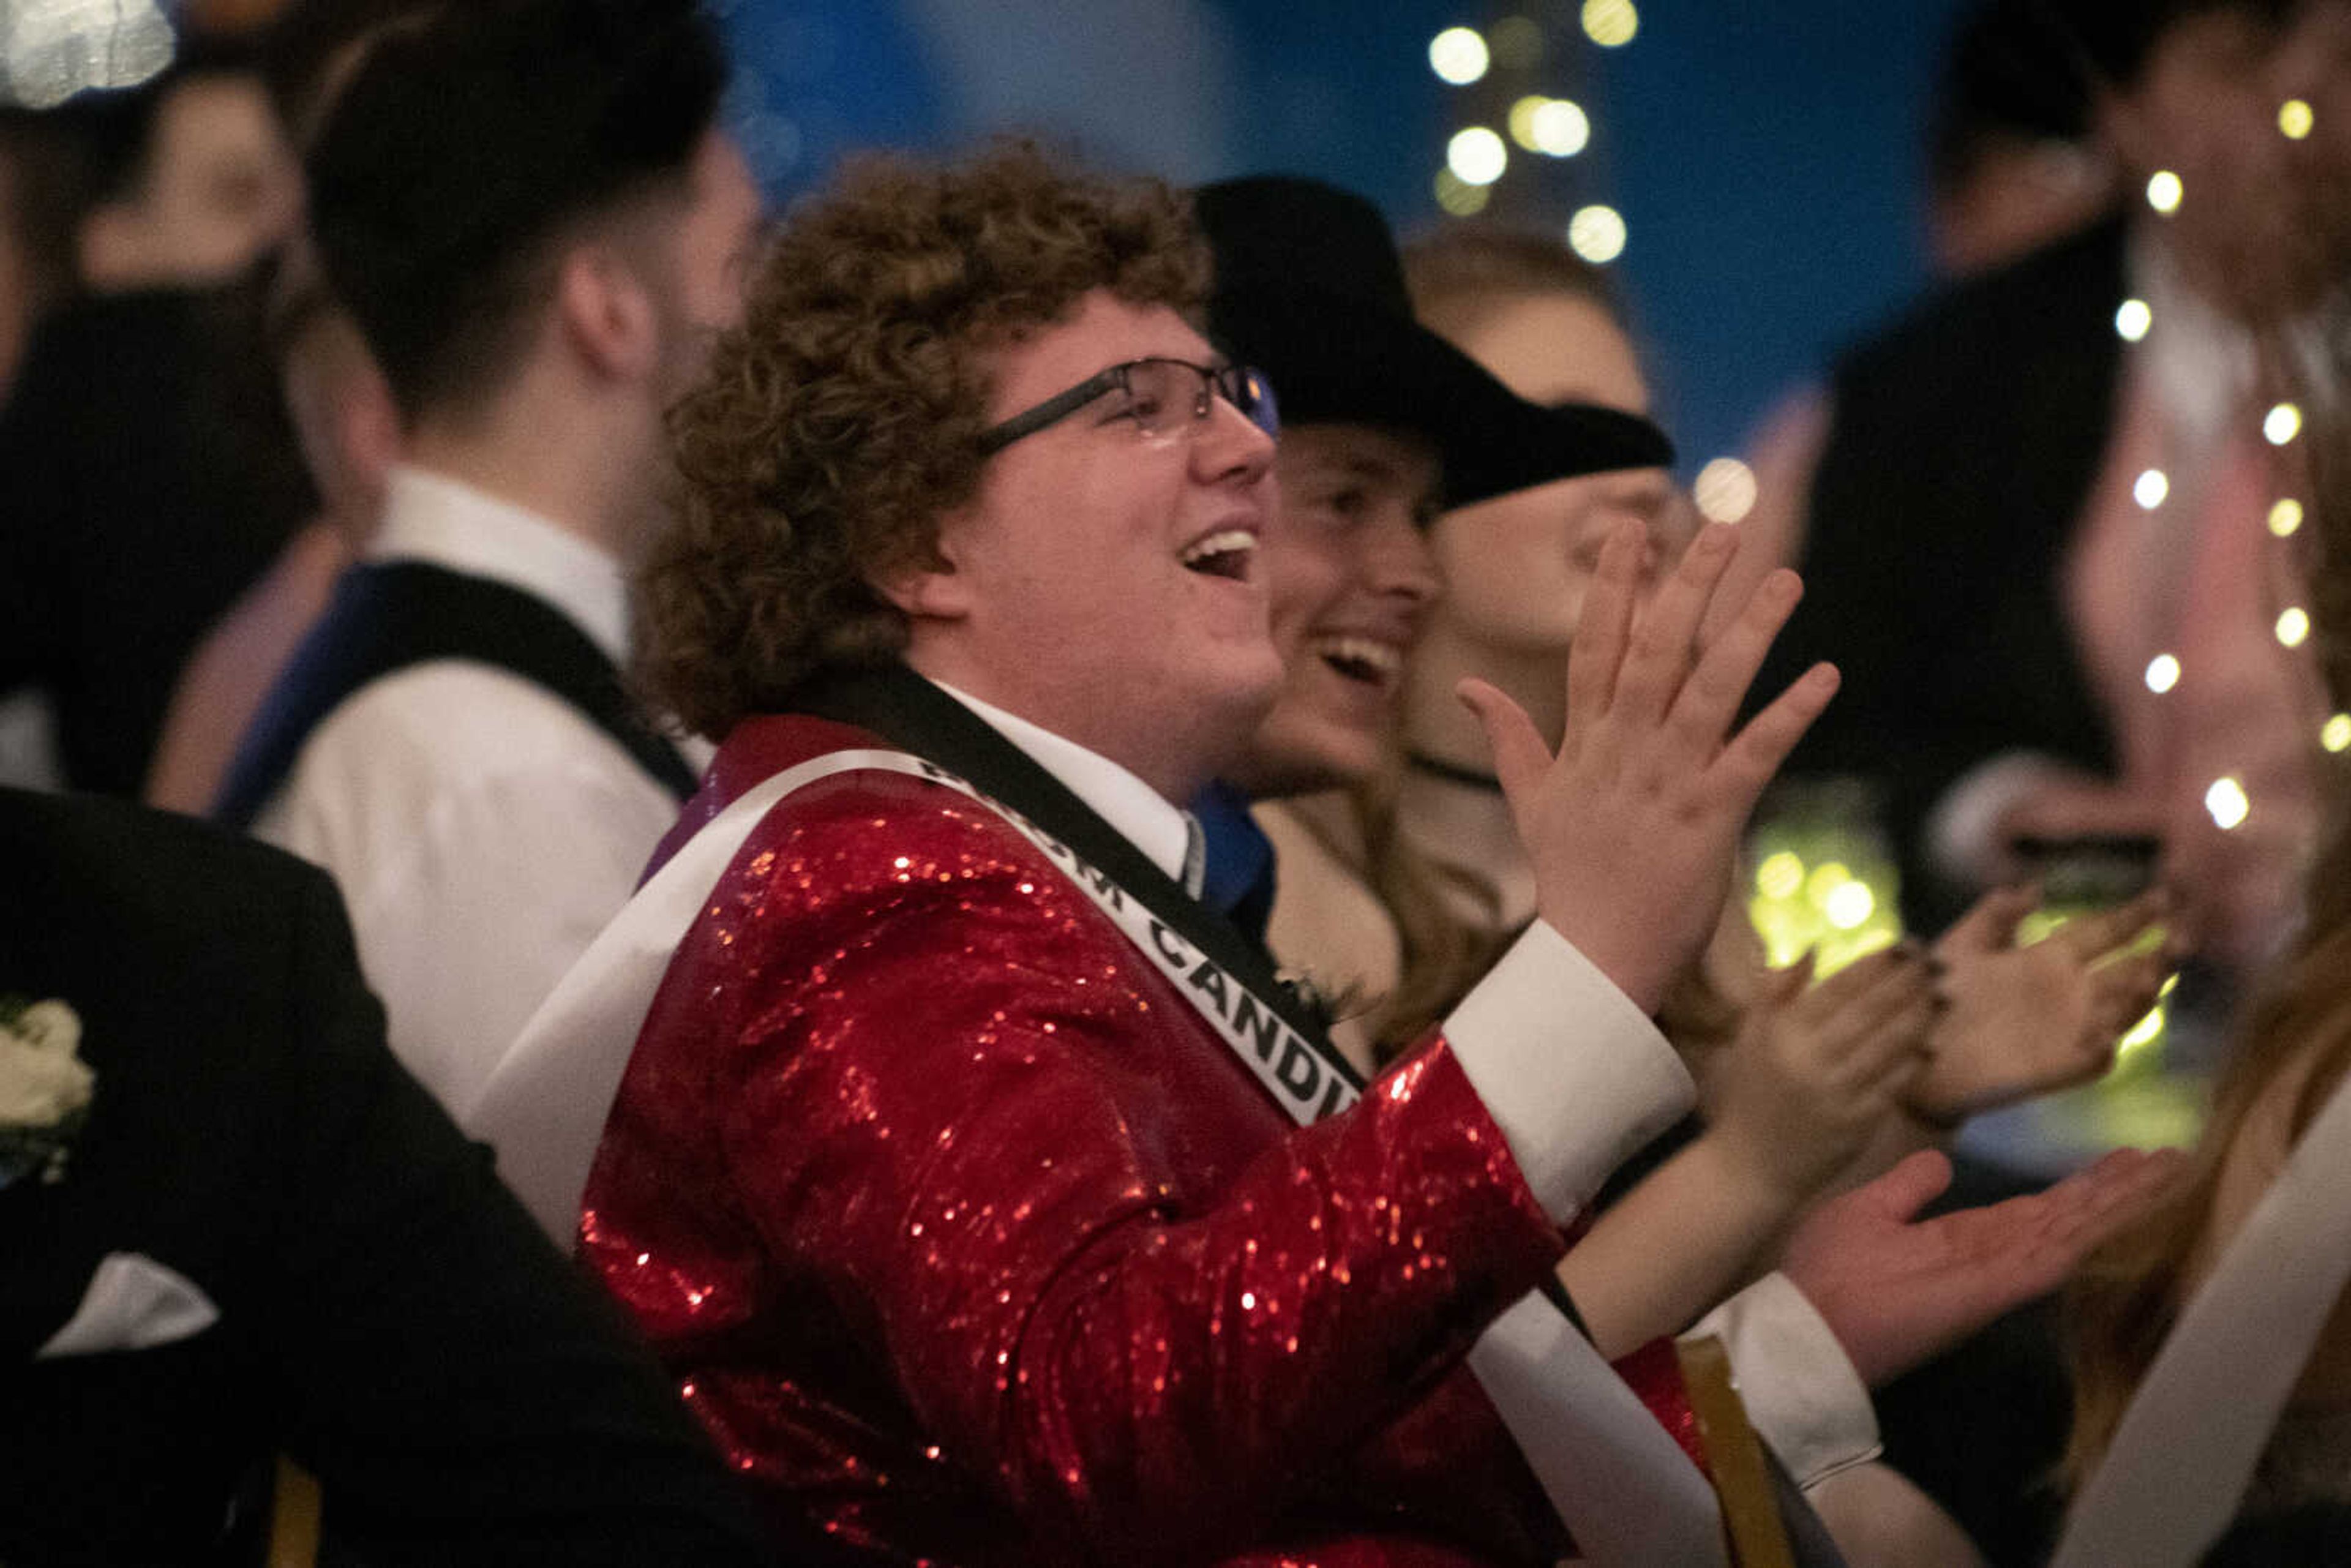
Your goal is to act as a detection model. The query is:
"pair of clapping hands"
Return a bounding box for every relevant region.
[1463,519,2184,1388]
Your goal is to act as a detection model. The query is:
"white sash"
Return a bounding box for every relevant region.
[467,749,1727,1567]
[2051,1067,2351,1567]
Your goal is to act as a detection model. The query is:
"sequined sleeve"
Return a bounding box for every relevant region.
[596,776,1575,1562]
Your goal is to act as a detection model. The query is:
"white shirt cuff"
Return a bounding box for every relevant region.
[1924,751,2069,890]
[1687,1272,1881,1490]
[1442,921,1695,1222]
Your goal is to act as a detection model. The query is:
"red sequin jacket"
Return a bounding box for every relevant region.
[582,710,1700,1566]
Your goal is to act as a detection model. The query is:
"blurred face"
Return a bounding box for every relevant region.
[905,290,1282,794]
[88,74,301,289]
[2102,2,2351,321]
[1234,423,1442,797]
[1426,291,1684,659]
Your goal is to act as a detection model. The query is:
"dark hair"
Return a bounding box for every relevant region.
[2034,0,2302,88]
[304,0,727,421]
[1930,0,2097,193]
[639,141,1205,740]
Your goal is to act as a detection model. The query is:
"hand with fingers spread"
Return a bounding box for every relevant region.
[1460,520,1840,1015]
[1914,886,2180,1125]
[1782,1144,2188,1388]
[1705,944,1941,1204]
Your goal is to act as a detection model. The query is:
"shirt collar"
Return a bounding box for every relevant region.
[929,678,1197,887]
[366,465,632,663]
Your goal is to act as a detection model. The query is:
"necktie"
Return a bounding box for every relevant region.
[1190,781,1278,948]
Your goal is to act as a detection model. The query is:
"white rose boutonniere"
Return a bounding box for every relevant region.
[0,997,94,1188]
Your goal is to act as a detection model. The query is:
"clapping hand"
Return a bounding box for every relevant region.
[1914,887,2178,1124]
[1781,1145,2186,1388]
[1461,521,1840,1015]
[1706,945,1940,1204]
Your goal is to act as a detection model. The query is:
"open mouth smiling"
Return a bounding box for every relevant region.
[1179,528,1258,582]
[1311,634,1404,688]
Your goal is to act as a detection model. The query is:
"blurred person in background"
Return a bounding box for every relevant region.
[211,0,763,1119]
[1927,0,2120,279]
[1746,0,2351,1000]
[144,247,400,813]
[0,37,314,798]
[1244,217,2173,1568]
[144,0,428,816]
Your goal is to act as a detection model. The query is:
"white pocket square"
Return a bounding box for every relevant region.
[35,1251,220,1359]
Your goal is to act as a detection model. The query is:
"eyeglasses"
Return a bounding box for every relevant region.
[977,357,1280,454]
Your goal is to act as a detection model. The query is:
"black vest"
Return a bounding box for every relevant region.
[211,561,697,830]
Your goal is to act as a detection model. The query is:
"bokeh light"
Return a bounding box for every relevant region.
[1490,15,1545,69]
[2282,99,2314,140]
[2207,776,2250,831]
[1529,98,1589,156]
[1568,204,1627,263]
[2278,606,2311,647]
[2147,170,2184,214]
[1447,126,1508,186]
[2134,468,2169,509]
[2324,713,2351,754]
[2267,403,2304,445]
[2145,653,2181,694]
[1434,167,1491,216]
[2270,498,2306,537]
[1429,27,1490,86]
[1582,0,1638,48]
[1693,457,1758,523]
[2115,298,2153,341]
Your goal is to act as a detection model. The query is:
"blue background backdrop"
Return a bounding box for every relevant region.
[716,0,1975,471]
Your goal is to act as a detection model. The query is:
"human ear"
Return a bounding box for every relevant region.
[553,246,659,383]
[872,519,974,622]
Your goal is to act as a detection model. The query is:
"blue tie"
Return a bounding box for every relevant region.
[1190,781,1278,950]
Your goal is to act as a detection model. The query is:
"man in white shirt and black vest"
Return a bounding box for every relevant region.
[212,0,763,1115]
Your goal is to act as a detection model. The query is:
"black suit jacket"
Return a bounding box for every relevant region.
[0,790,769,1566]
[1761,217,2130,934]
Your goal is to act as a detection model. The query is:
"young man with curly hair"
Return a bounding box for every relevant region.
[477,143,2170,1565]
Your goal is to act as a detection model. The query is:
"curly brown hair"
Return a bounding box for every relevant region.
[639,141,1207,740]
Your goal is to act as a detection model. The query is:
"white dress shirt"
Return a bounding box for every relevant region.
[256,466,692,1117]
[931,679,1875,1482]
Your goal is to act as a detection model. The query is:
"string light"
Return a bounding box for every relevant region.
[2135,468,2170,509]
[1568,204,1627,263]
[1429,27,1490,85]
[2145,653,2181,694]
[2281,99,2314,140]
[1581,0,1638,47]
[1694,457,1758,523]
[2147,170,2184,214]
[2277,606,2311,647]
[1447,127,1508,186]
[2267,402,2304,445]
[2325,713,2351,754]
[1489,14,1545,69]
[1433,167,1491,216]
[2115,298,2153,341]
[2207,776,2251,830]
[1507,96,1547,149]
[1529,98,1589,156]
[2270,498,2306,537]
[1825,881,1877,930]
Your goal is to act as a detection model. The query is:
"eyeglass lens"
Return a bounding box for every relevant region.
[1124,361,1279,443]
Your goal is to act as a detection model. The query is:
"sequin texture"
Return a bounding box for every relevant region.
[582,714,1692,1566]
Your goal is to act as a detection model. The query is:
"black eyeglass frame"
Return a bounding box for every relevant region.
[975,356,1278,454]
